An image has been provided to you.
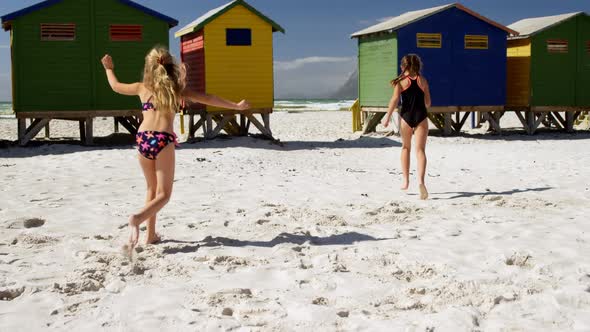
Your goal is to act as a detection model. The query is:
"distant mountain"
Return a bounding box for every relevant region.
[329,69,358,100]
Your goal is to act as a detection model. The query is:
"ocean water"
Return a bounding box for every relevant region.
[0,100,356,116]
[0,102,12,116]
[274,99,355,112]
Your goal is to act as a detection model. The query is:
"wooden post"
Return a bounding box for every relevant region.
[526,110,535,135]
[79,120,86,142]
[18,118,26,146]
[188,114,195,138]
[44,123,50,138]
[362,112,385,134]
[205,113,213,139]
[566,112,575,133]
[85,117,94,145]
[114,118,119,133]
[443,113,452,136]
[262,113,272,137]
[240,114,247,135]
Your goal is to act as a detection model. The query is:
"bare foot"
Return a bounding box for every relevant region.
[419,184,429,200]
[146,233,161,245]
[127,215,141,249]
[401,179,409,190]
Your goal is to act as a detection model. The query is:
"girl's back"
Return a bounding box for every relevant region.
[138,87,175,134]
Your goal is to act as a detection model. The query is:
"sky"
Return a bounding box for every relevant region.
[1,0,590,101]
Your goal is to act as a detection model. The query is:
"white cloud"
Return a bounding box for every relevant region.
[274,56,355,71]
[274,56,356,99]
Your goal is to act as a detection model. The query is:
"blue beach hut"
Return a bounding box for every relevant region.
[351,3,517,134]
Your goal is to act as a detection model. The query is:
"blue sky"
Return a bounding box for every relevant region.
[1,0,590,100]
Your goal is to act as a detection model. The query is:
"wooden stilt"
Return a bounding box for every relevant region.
[262,113,272,137]
[362,112,385,134]
[188,114,195,138]
[18,118,51,146]
[482,112,502,133]
[566,112,575,133]
[427,114,444,130]
[443,113,452,136]
[452,112,471,133]
[514,110,527,132]
[17,119,26,145]
[79,120,86,142]
[205,113,213,139]
[209,115,232,138]
[533,112,548,132]
[84,117,94,145]
[526,111,535,135]
[240,114,247,135]
[247,114,273,138]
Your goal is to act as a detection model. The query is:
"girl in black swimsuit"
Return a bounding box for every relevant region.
[382,54,431,200]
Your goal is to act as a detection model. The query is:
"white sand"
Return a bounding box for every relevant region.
[1,111,590,331]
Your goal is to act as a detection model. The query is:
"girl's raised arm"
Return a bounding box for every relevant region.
[101,54,142,96]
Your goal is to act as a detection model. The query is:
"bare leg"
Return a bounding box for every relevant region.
[414,118,429,199]
[128,144,175,248]
[399,119,413,190]
[137,155,160,245]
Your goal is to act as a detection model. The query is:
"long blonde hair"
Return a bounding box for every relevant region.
[390,54,423,87]
[142,46,186,113]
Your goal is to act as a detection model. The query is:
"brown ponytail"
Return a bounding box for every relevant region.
[390,54,423,86]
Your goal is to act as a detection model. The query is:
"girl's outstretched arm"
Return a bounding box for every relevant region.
[183,89,250,111]
[382,83,401,128]
[101,54,142,96]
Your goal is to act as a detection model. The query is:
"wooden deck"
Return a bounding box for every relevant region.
[184,108,273,140]
[361,106,590,135]
[16,110,143,146]
[14,107,275,146]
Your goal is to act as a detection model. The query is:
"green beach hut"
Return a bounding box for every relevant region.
[506,12,590,133]
[1,0,178,145]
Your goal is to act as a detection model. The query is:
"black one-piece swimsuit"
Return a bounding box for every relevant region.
[400,76,428,128]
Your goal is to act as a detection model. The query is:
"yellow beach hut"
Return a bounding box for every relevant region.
[175,0,285,139]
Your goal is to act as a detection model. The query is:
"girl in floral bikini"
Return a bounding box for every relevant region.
[101,46,249,250]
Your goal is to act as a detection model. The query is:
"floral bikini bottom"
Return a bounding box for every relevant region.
[135,130,178,160]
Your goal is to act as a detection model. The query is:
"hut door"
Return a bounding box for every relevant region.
[576,16,590,106]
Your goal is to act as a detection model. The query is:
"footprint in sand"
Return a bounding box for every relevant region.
[0,287,25,301]
[505,252,533,268]
[312,297,329,306]
[6,217,46,229]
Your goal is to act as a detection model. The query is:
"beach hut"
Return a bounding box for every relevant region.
[351,3,516,135]
[506,12,590,134]
[1,0,178,145]
[175,0,284,139]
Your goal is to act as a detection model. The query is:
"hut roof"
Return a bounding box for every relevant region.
[175,0,284,38]
[351,3,517,38]
[1,0,178,31]
[508,12,585,39]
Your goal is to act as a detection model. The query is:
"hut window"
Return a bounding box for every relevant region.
[465,35,488,49]
[226,29,252,46]
[417,33,441,48]
[41,24,75,41]
[547,40,568,54]
[110,25,143,41]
